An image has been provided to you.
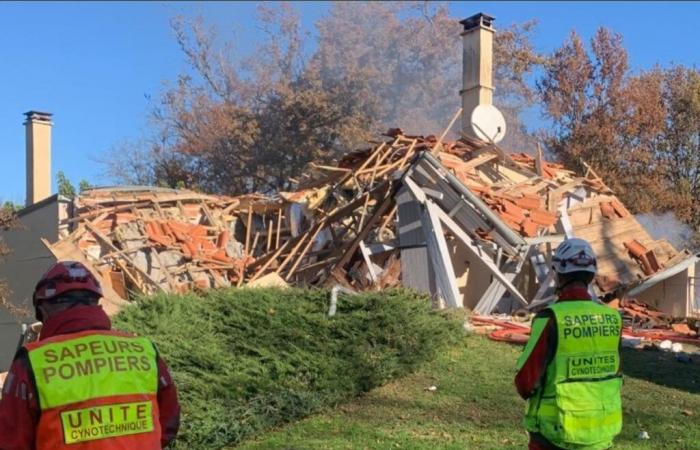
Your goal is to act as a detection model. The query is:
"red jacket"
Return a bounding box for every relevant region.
[0,305,180,450]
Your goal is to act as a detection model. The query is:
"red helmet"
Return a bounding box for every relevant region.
[33,261,103,305]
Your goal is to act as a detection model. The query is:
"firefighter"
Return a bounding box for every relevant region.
[515,238,623,450]
[0,261,180,449]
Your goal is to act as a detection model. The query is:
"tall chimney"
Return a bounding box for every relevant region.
[24,110,53,206]
[460,13,496,138]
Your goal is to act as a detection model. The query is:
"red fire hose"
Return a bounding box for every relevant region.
[470,316,531,345]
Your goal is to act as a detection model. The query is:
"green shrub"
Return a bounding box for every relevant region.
[113,288,462,449]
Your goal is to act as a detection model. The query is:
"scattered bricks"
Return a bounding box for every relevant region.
[159,222,176,241]
[501,200,527,223]
[144,222,174,247]
[212,250,231,263]
[672,323,697,337]
[199,238,217,252]
[501,213,524,230]
[189,224,209,238]
[600,202,616,219]
[166,223,189,242]
[185,241,199,259]
[542,164,558,179]
[465,183,489,195]
[515,196,541,210]
[520,219,539,237]
[624,240,661,275]
[194,278,209,290]
[624,239,648,259]
[529,209,558,227]
[611,199,631,218]
[645,250,660,273]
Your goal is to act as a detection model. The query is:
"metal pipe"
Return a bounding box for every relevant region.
[419,152,527,247]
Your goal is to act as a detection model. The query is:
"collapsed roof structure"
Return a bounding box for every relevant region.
[39,127,697,319]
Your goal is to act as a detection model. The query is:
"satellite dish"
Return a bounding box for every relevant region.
[470,104,507,144]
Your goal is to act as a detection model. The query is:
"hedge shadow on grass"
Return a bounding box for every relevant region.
[113,288,462,450]
[621,348,700,395]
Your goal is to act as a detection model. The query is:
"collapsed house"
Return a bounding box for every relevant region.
[38,129,698,321]
[2,13,699,371]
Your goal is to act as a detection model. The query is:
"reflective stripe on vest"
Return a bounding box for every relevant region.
[525,301,623,450]
[26,330,161,449]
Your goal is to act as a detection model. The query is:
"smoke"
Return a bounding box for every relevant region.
[635,212,694,251]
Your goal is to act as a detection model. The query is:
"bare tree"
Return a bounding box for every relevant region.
[656,66,700,230]
[103,2,543,194]
[538,28,668,212]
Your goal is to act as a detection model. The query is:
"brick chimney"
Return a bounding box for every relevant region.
[459,13,496,137]
[24,111,53,206]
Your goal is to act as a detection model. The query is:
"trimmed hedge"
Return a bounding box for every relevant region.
[113,288,462,449]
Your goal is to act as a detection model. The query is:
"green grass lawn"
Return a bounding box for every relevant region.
[234,336,700,450]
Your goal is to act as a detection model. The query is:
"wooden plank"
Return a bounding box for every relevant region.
[332,184,395,272]
[397,139,418,171]
[423,201,462,308]
[558,205,574,238]
[431,108,462,155]
[266,219,273,252]
[153,201,166,219]
[310,163,352,173]
[457,152,499,171]
[200,200,219,228]
[275,209,283,249]
[275,231,312,276]
[244,205,253,255]
[359,241,379,284]
[378,204,398,234]
[285,223,325,281]
[248,238,293,282]
[62,201,152,224]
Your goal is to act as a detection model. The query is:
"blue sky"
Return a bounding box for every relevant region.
[1,1,699,204]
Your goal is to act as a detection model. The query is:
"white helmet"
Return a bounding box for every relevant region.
[552,238,597,275]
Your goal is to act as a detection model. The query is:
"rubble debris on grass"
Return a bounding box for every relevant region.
[470,295,700,349]
[43,128,699,322]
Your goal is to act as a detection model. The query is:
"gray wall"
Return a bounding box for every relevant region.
[0,198,58,371]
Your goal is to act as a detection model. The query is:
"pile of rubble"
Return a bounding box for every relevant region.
[44,128,698,320]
